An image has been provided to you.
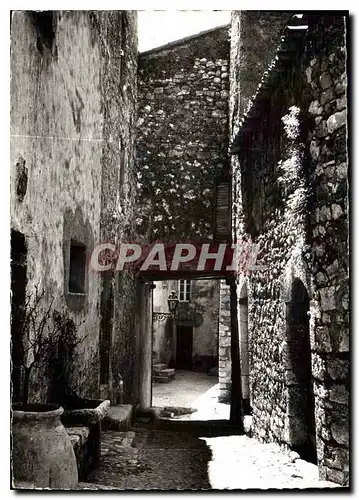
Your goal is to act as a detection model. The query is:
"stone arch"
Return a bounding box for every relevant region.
[284,276,317,463]
[281,248,312,304]
[238,278,251,414]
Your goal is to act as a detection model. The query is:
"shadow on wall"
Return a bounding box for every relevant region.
[286,278,317,464]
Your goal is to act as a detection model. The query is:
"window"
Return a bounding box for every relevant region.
[69,241,86,294]
[29,11,55,52]
[178,280,191,302]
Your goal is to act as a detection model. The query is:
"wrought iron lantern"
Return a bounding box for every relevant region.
[152,290,179,322]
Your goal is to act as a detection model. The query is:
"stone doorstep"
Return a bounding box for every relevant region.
[153,363,167,372]
[102,404,133,431]
[159,368,175,377]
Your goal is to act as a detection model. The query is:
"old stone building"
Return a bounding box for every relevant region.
[10,9,349,490]
[228,12,349,485]
[152,279,219,372]
[136,26,230,243]
[136,12,349,486]
[10,11,139,405]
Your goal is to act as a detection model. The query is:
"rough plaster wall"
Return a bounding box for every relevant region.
[152,280,220,367]
[136,27,230,242]
[10,11,138,403]
[11,11,103,400]
[92,11,139,404]
[305,15,349,485]
[230,11,293,121]
[190,280,219,359]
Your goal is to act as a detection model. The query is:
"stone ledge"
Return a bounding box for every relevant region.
[102,404,133,431]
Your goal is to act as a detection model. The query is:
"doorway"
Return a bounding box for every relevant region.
[286,278,317,463]
[239,288,251,415]
[176,325,193,370]
[11,230,27,402]
[151,279,227,419]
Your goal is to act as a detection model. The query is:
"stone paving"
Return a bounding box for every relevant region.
[203,435,340,490]
[152,371,230,421]
[86,430,211,490]
[152,369,217,408]
[84,428,340,491]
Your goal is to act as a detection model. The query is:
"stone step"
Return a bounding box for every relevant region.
[153,363,167,372]
[153,375,171,383]
[102,404,133,431]
[159,368,175,377]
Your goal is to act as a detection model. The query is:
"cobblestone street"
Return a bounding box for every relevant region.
[85,429,339,490]
[86,430,211,490]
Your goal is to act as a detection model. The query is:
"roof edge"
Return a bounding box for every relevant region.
[139,23,230,57]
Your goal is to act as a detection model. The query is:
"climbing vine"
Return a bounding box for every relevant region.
[277,105,310,218]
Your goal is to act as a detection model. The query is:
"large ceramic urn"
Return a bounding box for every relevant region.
[12,404,78,489]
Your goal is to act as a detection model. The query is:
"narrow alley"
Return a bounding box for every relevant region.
[10,9,349,492]
[83,426,339,490]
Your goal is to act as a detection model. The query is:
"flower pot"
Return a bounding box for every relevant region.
[12,404,78,489]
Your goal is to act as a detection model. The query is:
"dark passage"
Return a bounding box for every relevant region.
[288,278,317,464]
[11,230,27,402]
[175,325,193,370]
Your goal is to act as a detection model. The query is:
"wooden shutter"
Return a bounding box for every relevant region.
[215,182,230,241]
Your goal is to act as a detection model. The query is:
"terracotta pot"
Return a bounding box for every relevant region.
[12,404,78,489]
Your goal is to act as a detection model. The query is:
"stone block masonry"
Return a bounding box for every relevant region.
[218,281,231,403]
[306,15,349,486]
[228,13,349,486]
[137,27,230,242]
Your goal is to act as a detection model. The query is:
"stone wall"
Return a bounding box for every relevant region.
[10,11,139,404]
[229,11,292,132]
[229,13,349,485]
[305,15,349,485]
[137,27,230,242]
[218,281,231,402]
[152,280,220,371]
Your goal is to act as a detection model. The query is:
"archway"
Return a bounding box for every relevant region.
[285,278,316,463]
